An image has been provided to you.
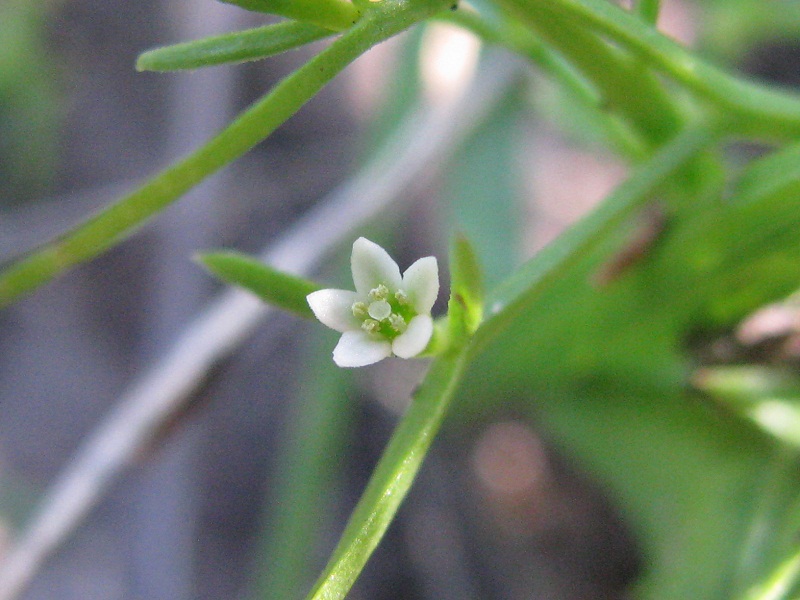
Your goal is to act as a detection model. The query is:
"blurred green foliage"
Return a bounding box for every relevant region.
[0,0,61,206]
[4,0,800,598]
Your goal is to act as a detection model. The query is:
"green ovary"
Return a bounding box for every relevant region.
[354,285,415,340]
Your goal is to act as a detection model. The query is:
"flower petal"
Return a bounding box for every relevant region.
[391,314,433,359]
[307,289,361,333]
[351,237,402,296]
[333,331,392,367]
[402,256,439,314]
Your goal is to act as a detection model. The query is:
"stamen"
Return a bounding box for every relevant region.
[361,319,380,334]
[368,284,389,301]
[395,290,408,305]
[389,313,407,333]
[352,301,368,318]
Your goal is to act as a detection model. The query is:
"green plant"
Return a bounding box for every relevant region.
[3,0,800,598]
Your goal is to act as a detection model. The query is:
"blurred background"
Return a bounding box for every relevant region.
[1,0,799,598]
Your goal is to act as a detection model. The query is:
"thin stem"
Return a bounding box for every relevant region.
[497,0,684,148]
[0,56,521,600]
[438,7,644,157]
[306,341,472,600]
[0,0,446,309]
[501,0,800,139]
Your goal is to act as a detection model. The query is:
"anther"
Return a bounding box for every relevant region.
[352,302,368,318]
[389,313,407,333]
[361,319,380,334]
[368,284,389,301]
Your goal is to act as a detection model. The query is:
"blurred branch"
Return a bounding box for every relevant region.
[0,53,523,600]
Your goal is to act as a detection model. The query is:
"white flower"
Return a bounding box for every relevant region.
[307,237,439,368]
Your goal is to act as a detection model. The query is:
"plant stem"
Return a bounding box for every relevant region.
[306,341,472,600]
[0,0,449,309]
[495,0,683,148]
[501,0,800,139]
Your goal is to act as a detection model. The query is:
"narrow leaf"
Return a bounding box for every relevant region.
[136,22,333,72]
[220,0,359,32]
[197,251,319,318]
[449,233,484,336]
[472,126,712,355]
[0,3,433,309]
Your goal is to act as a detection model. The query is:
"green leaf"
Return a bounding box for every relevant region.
[448,233,484,336]
[742,548,800,600]
[651,141,800,328]
[471,126,713,356]
[136,21,333,72]
[197,251,319,318]
[306,328,473,600]
[696,366,800,448]
[497,0,800,139]
[0,0,443,309]
[440,85,525,287]
[220,0,359,32]
[635,0,660,25]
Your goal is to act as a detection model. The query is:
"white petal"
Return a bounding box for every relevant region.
[402,256,439,314]
[333,331,392,367]
[307,289,361,333]
[392,314,433,359]
[351,237,402,296]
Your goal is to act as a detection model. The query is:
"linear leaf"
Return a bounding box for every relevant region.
[136,21,333,72]
[197,251,319,318]
[220,0,359,32]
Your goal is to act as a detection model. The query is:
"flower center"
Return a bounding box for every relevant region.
[352,284,414,339]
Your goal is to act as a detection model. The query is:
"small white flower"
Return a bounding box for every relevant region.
[307,237,439,368]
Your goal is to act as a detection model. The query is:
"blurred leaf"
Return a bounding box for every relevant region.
[448,233,484,335]
[742,548,800,600]
[651,141,800,328]
[634,0,660,26]
[0,0,61,204]
[136,21,333,71]
[697,366,800,448]
[252,330,354,600]
[440,83,525,288]
[441,128,800,599]
[198,251,319,318]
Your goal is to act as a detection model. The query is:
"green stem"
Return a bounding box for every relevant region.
[438,8,644,157]
[496,0,683,148]
[439,8,596,104]
[305,341,471,600]
[501,0,800,139]
[0,0,448,309]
